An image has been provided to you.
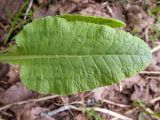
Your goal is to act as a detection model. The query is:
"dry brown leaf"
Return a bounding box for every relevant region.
[18,106,51,120]
[131,80,153,104]
[7,65,19,84]
[73,113,86,120]
[80,4,110,17]
[54,112,70,120]
[149,79,160,93]
[0,64,9,78]
[33,4,58,18]
[149,56,160,71]
[1,82,33,104]
[58,1,77,14]
[122,75,142,88]
[92,87,107,100]
[107,5,126,22]
[0,0,23,20]
[126,5,148,28]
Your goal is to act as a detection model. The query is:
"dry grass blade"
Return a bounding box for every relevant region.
[68,105,132,120]
[101,99,131,108]
[41,105,71,117]
[94,107,132,120]
[151,45,160,53]
[150,96,160,104]
[24,0,33,20]
[139,71,160,75]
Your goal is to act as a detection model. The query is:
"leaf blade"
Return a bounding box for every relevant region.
[0,16,151,95]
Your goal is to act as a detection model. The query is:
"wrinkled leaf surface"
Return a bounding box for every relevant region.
[0,15,151,95]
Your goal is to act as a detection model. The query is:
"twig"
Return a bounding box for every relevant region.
[0,95,59,111]
[144,26,149,42]
[100,1,108,7]
[101,99,131,108]
[93,107,132,120]
[111,118,119,120]
[119,83,123,92]
[111,108,137,120]
[40,105,71,118]
[151,45,160,53]
[24,0,33,20]
[139,71,160,75]
[106,6,113,16]
[150,96,160,104]
[146,76,160,80]
[41,104,132,120]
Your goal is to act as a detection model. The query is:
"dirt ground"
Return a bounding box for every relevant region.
[0,0,160,120]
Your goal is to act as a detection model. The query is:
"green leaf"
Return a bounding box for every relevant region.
[0,15,151,95]
[58,14,126,28]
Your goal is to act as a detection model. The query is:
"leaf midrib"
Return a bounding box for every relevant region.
[0,54,149,61]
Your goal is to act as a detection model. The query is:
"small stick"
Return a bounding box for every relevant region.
[139,71,160,75]
[144,27,149,42]
[151,45,160,53]
[106,6,113,16]
[150,96,160,104]
[101,99,131,108]
[94,107,132,120]
[24,0,33,20]
[40,105,71,118]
